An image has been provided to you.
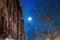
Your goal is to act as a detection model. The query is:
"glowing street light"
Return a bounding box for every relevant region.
[28,17,32,21]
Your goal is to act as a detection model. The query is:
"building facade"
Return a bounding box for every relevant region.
[0,0,25,40]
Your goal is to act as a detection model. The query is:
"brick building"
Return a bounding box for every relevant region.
[0,0,25,40]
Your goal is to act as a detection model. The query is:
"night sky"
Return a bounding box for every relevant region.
[19,0,60,40]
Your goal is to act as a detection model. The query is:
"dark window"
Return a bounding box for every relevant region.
[5,20,7,32]
[6,0,9,7]
[0,16,4,33]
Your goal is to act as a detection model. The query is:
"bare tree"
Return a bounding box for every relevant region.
[27,0,60,40]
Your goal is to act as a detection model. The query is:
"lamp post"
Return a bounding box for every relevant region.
[28,17,32,21]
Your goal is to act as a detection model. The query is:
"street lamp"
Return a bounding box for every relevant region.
[28,17,32,21]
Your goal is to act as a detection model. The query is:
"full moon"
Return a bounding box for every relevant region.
[28,17,32,21]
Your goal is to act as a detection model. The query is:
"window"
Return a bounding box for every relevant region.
[4,20,7,32]
[0,16,4,33]
[6,0,8,7]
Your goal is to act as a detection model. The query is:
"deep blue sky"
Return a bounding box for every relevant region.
[19,0,34,40]
[19,0,60,40]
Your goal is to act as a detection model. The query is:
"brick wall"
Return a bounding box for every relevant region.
[0,0,25,40]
